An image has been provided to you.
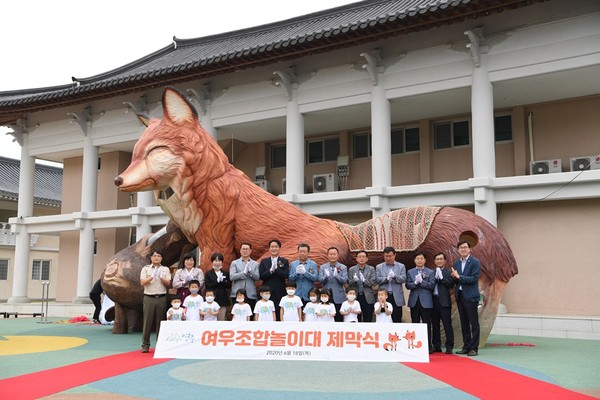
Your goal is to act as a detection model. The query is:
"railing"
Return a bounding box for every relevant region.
[5,170,600,234]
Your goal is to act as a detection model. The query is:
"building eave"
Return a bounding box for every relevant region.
[0,0,545,125]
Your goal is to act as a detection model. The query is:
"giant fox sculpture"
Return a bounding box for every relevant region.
[107,87,517,346]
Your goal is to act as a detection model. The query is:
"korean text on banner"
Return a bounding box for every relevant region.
[154,321,429,363]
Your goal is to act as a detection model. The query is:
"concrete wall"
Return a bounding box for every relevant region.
[498,198,600,316]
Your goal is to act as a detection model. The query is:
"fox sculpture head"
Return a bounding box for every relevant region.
[115,88,232,244]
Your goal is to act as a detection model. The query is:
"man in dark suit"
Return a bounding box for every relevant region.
[431,252,455,354]
[259,239,289,321]
[451,240,481,356]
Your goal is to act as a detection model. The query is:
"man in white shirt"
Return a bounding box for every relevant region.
[140,251,171,353]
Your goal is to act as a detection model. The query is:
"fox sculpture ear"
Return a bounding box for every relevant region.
[162,87,199,126]
[136,113,150,127]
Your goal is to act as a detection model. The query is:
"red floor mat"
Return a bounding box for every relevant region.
[403,353,595,400]
[0,350,170,400]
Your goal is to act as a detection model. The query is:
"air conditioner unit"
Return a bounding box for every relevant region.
[255,180,270,191]
[313,173,338,193]
[529,159,562,175]
[570,156,600,171]
[282,178,287,194]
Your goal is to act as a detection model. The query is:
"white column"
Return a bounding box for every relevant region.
[286,87,304,195]
[470,54,497,226]
[74,122,98,303]
[200,101,217,141]
[136,191,154,240]
[8,133,34,303]
[370,73,391,216]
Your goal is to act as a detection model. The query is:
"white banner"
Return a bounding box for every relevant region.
[154,321,429,363]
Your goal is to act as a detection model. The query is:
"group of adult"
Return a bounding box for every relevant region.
[139,239,481,357]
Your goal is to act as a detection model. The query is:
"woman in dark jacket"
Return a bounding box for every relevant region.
[204,252,231,320]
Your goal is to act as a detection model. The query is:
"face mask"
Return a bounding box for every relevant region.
[262,294,271,300]
[213,265,221,270]
[321,297,329,303]
[236,298,245,303]
[309,296,317,302]
[190,289,199,295]
[287,289,296,296]
[172,303,180,309]
[205,296,214,302]
[347,294,356,301]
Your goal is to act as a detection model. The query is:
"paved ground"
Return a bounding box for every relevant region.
[1,317,598,399]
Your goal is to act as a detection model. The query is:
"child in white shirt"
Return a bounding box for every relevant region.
[303,288,320,322]
[340,287,362,323]
[254,286,276,321]
[200,289,220,321]
[279,282,303,322]
[182,280,203,321]
[317,288,336,322]
[374,288,394,323]
[231,289,252,321]
[166,297,186,321]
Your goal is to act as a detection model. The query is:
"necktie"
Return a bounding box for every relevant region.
[459,259,466,290]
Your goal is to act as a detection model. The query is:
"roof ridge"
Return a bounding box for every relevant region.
[173,0,378,47]
[72,43,175,84]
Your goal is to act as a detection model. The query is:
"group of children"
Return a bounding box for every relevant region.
[167,280,395,323]
[166,280,220,321]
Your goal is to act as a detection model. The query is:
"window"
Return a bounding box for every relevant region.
[494,115,512,142]
[354,127,420,158]
[391,128,403,154]
[0,259,8,280]
[270,144,286,168]
[32,260,51,281]
[353,133,371,159]
[307,137,339,164]
[406,128,420,152]
[433,120,470,149]
[391,127,420,154]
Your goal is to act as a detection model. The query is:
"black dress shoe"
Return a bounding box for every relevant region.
[456,348,470,354]
[467,350,478,356]
[432,348,442,353]
[445,348,453,354]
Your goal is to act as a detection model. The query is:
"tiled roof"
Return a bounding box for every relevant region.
[0,0,541,124]
[0,156,62,208]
